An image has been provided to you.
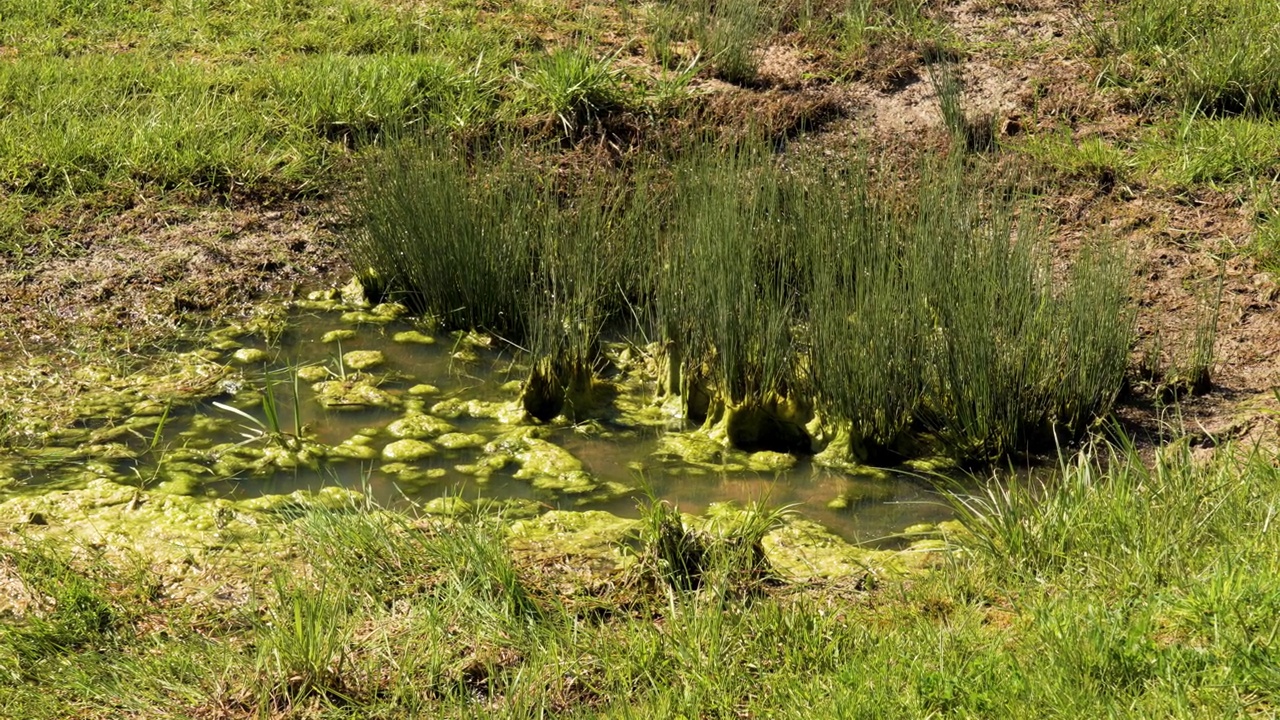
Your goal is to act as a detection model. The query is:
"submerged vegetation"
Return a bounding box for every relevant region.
[351,137,1134,463]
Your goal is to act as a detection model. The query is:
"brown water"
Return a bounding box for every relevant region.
[5,307,969,546]
[170,309,962,545]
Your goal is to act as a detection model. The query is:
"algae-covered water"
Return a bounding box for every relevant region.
[3,295,966,547]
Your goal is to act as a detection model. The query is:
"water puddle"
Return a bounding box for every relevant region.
[9,302,973,546]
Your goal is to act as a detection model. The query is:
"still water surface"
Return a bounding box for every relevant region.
[180,309,965,546]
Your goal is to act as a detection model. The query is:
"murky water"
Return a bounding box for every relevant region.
[19,305,972,546]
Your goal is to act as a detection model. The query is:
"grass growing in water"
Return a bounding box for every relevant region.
[801,158,1132,459]
[352,136,646,420]
[349,138,538,335]
[658,143,806,447]
[800,160,927,456]
[352,138,1133,462]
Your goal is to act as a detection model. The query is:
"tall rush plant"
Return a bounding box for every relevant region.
[800,162,926,462]
[660,142,809,451]
[910,162,1132,458]
[349,137,535,336]
[522,178,632,421]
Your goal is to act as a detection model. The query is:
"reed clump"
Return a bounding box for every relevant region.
[522,176,639,421]
[350,137,641,421]
[348,138,537,337]
[794,157,1132,461]
[656,143,810,451]
[349,137,1134,463]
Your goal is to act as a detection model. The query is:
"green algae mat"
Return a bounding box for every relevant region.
[0,281,966,582]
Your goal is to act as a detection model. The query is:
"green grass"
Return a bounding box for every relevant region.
[1017,131,1136,188]
[1149,262,1224,397]
[348,137,540,336]
[0,0,959,260]
[698,0,768,85]
[1137,115,1280,189]
[1024,0,1280,207]
[254,577,353,706]
[644,0,769,84]
[352,139,1132,461]
[1250,203,1280,275]
[1019,114,1280,196]
[802,157,1133,458]
[0,0,514,200]
[0,544,123,683]
[520,45,627,134]
[1092,0,1280,116]
[642,0,956,85]
[0,0,679,253]
[834,0,955,71]
[4,437,1280,717]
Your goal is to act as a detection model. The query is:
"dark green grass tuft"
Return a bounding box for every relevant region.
[0,542,139,686]
[805,158,1132,458]
[352,139,1133,460]
[659,142,801,410]
[347,137,540,335]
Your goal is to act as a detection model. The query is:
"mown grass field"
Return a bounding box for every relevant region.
[2,0,1280,717]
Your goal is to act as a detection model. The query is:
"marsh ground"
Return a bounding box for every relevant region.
[2,0,1280,716]
[1,0,1276,441]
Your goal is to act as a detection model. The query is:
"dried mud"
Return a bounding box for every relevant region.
[0,202,346,352]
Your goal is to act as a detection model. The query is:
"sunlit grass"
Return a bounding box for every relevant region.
[352,138,1132,461]
[1136,115,1280,188]
[1092,0,1280,116]
[0,1,519,201]
[4,437,1280,717]
[347,137,539,335]
[520,45,627,133]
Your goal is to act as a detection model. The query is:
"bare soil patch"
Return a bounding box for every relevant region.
[0,201,347,353]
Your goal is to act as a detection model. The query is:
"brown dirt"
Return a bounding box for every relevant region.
[0,200,348,354]
[0,553,35,617]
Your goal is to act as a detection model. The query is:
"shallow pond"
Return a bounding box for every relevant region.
[6,297,973,548]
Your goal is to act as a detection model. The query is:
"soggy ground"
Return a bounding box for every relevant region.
[3,1,1280,717]
[1,291,964,550]
[2,0,1277,586]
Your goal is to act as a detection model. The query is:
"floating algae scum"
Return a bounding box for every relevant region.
[218,308,959,544]
[0,299,957,548]
[0,139,1133,572]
